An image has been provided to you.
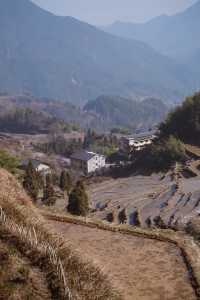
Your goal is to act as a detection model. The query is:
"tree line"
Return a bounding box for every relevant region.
[23,161,89,216]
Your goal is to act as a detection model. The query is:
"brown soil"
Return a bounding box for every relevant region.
[50,220,197,300]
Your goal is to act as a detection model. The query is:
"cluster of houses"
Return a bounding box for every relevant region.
[119,131,156,153]
[21,131,156,176]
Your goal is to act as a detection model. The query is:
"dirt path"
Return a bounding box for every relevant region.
[50,220,197,300]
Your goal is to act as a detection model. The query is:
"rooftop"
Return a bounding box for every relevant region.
[122,130,157,141]
[71,150,97,162]
[20,159,49,169]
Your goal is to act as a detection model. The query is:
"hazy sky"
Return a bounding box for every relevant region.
[32,0,197,25]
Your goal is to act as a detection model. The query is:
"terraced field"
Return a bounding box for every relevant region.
[88,169,200,228]
[50,219,197,300]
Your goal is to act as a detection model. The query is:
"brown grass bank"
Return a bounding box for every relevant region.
[0,168,121,300]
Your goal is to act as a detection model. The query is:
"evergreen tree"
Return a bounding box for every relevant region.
[43,173,56,206]
[67,181,89,216]
[118,208,127,224]
[145,217,152,228]
[153,216,166,229]
[23,161,39,201]
[60,170,72,194]
[106,211,114,223]
[133,210,141,227]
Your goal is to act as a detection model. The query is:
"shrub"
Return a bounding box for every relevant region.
[0,150,19,173]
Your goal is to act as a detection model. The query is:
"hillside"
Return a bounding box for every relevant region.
[0,95,85,129]
[0,95,167,132]
[0,168,121,300]
[0,0,197,104]
[160,92,200,145]
[104,0,200,63]
[84,95,167,131]
[1,162,200,299]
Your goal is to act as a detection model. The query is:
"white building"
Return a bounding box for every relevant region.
[120,131,157,153]
[71,150,106,175]
[20,159,51,175]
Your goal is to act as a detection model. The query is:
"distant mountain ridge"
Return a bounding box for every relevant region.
[104,0,200,62]
[0,0,198,104]
[0,94,167,132]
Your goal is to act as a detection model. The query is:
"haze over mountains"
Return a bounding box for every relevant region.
[0,0,198,105]
[105,0,200,63]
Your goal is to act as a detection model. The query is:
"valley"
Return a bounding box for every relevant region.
[1,1,200,299]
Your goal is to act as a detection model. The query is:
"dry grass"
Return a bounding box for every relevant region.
[42,210,200,300]
[0,168,121,300]
[0,237,52,300]
[185,144,200,158]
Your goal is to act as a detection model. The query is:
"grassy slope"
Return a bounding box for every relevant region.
[0,168,121,300]
[1,167,200,299]
[0,237,51,300]
[42,210,200,300]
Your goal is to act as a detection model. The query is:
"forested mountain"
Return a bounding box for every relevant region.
[0,107,72,134]
[84,95,167,131]
[160,92,200,145]
[0,0,197,104]
[104,0,200,62]
[0,95,167,133]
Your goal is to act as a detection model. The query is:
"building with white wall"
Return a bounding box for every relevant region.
[71,150,106,175]
[120,131,157,153]
[20,159,51,175]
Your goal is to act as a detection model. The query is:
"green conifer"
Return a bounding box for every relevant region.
[23,161,39,201]
[153,215,166,229]
[118,208,127,224]
[60,170,72,194]
[133,210,141,227]
[67,181,89,216]
[43,173,56,206]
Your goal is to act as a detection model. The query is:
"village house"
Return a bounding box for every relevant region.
[120,131,157,153]
[20,159,51,175]
[70,150,106,175]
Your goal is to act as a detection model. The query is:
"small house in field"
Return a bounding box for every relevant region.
[120,131,157,153]
[71,150,106,175]
[20,159,51,175]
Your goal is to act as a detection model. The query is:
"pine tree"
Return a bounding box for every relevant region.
[118,208,127,224]
[23,161,39,201]
[106,211,114,223]
[60,170,72,194]
[67,181,89,216]
[43,174,56,206]
[133,210,141,227]
[145,217,152,228]
[153,216,166,229]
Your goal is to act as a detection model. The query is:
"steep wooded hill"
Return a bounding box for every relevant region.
[84,95,167,131]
